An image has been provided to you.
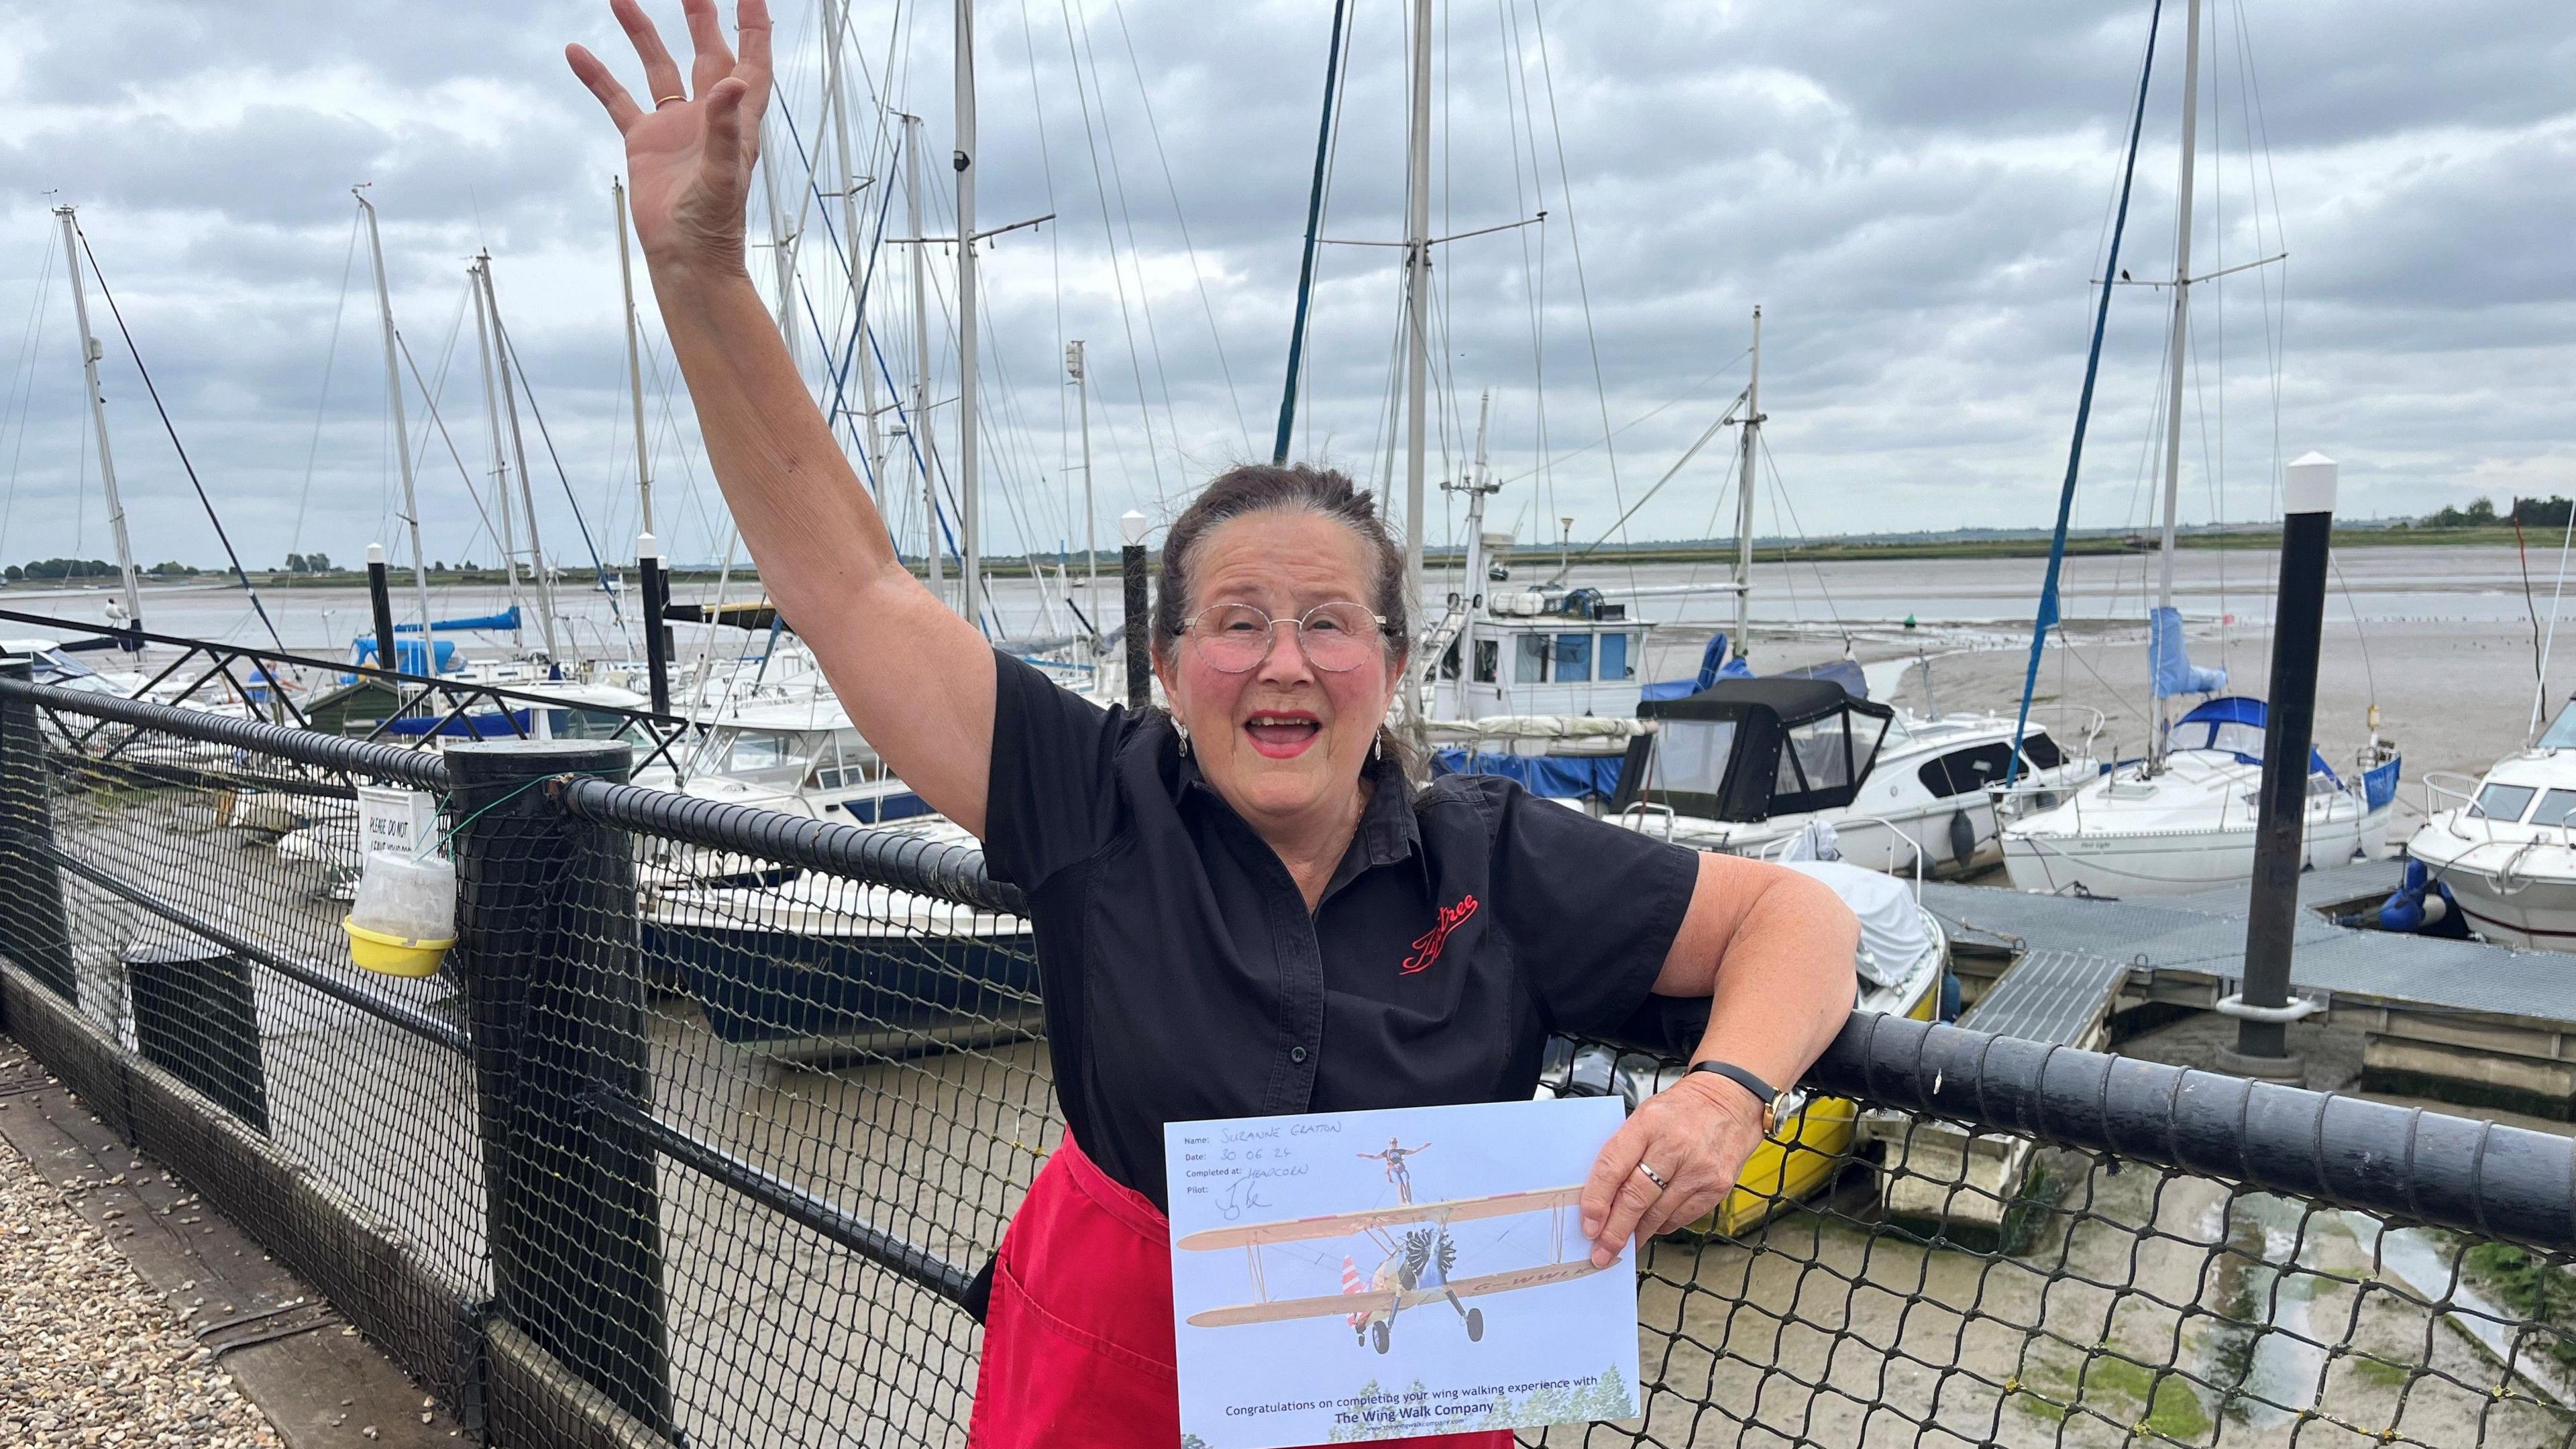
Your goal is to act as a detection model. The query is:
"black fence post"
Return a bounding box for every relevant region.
[0,660,76,1003]
[2224,451,2337,1083]
[637,531,672,717]
[1122,508,1152,712]
[367,541,400,681]
[446,737,673,1436]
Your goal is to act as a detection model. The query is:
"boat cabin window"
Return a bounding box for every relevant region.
[1472,639,1499,683]
[1554,633,1592,682]
[1652,720,1737,795]
[2472,783,2538,822]
[1917,742,2016,799]
[544,707,635,742]
[2021,732,2064,770]
[1778,716,1855,794]
[2532,789,2576,829]
[708,729,807,777]
[2542,703,2576,751]
[1599,631,1631,682]
[1507,629,1635,684]
[2171,716,2266,758]
[1515,635,1548,684]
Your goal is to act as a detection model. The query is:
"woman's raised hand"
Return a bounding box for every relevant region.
[567,0,772,278]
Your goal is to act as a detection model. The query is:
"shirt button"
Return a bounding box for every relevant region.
[1290,1046,1309,1064]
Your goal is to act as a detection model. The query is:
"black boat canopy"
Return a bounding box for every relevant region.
[1611,678,1895,822]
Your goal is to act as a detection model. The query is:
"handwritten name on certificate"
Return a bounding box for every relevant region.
[1165,1097,1640,1448]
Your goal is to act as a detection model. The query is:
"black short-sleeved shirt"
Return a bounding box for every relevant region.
[983,649,1703,1210]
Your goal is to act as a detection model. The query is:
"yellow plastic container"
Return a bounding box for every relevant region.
[343,918,455,978]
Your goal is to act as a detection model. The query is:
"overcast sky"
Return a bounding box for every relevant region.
[1,0,2569,571]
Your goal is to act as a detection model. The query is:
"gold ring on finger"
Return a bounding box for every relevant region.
[653,93,688,108]
[1634,1161,1669,1191]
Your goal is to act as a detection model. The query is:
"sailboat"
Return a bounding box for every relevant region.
[1994,0,2400,898]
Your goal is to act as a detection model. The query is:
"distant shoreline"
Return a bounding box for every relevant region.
[0,526,2533,590]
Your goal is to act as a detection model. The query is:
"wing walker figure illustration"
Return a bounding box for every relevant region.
[1358,1138,1432,1203]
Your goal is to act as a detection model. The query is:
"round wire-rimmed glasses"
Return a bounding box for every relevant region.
[1176,601,1393,674]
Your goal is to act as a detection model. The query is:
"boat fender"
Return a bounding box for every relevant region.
[1947,809,1976,867]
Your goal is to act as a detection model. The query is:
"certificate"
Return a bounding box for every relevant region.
[1165,1096,1640,1448]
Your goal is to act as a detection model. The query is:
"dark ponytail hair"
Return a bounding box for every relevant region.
[1150,462,1415,774]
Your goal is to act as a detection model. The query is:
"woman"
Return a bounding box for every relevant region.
[567,5,1859,1444]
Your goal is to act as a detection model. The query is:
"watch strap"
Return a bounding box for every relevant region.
[1687,1059,1786,1129]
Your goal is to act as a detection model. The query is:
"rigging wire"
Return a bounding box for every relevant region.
[492,321,620,621]
[2003,0,2165,784]
[290,209,364,564]
[1105,0,1252,457]
[70,221,289,653]
[1524,2,1640,605]
[0,224,58,570]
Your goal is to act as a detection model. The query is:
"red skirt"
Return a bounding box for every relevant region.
[968,1135,1512,1449]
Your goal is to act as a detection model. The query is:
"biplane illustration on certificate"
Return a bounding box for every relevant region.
[1165,1097,1640,1448]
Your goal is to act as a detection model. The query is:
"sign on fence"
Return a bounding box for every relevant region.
[356,785,440,859]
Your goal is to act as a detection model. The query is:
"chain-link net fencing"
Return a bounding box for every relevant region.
[3,667,2574,1448]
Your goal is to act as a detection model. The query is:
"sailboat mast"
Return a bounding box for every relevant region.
[467,258,527,648]
[54,207,144,637]
[354,191,433,642]
[820,0,885,494]
[614,178,654,537]
[955,0,983,629]
[1735,305,1763,663]
[1401,0,1432,629]
[905,113,942,605]
[1458,389,1495,721]
[476,257,562,663]
[1069,339,1095,633]
[2152,0,2204,765]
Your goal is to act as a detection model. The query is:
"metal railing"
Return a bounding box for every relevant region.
[2,662,2575,1447]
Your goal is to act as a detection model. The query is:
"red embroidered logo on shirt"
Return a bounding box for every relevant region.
[1401,894,1479,975]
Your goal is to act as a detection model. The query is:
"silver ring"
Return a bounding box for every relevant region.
[1633,1161,1668,1191]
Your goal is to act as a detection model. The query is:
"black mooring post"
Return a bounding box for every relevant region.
[2224,451,2339,1083]
[0,660,76,1004]
[637,533,672,716]
[366,543,400,682]
[446,738,673,1436]
[1122,509,1152,713]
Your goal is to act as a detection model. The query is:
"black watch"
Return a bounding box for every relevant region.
[1688,1059,1790,1134]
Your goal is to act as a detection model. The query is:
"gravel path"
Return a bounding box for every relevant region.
[0,1128,281,1447]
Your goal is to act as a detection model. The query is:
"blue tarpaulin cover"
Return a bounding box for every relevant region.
[2363,755,2403,812]
[1640,632,1753,702]
[2148,606,2227,698]
[2167,696,2338,780]
[345,638,456,678]
[1430,749,1625,800]
[394,606,522,634]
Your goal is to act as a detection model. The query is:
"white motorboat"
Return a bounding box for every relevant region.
[1998,695,2400,897]
[2408,702,2576,949]
[1601,677,2100,878]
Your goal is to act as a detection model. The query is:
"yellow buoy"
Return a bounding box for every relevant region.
[343,918,454,978]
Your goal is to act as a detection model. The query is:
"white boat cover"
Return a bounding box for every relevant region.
[1780,859,1934,989]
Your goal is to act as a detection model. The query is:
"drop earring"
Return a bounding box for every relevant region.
[1175,720,1191,757]
[1373,733,1382,763]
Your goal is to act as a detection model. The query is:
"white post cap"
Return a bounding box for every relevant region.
[636,531,661,560]
[366,542,386,566]
[1120,509,1150,547]
[2284,451,2338,515]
